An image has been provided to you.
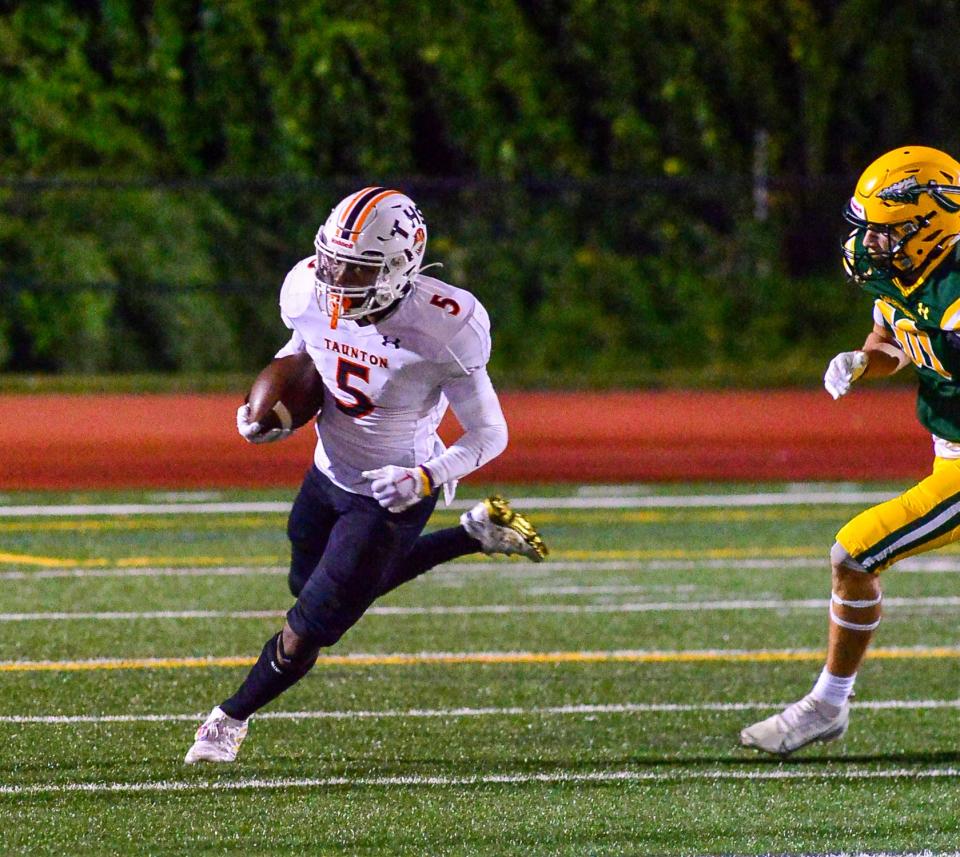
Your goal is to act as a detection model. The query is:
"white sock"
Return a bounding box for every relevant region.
[810,667,856,708]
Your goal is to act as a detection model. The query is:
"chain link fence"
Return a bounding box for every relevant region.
[0,173,862,384]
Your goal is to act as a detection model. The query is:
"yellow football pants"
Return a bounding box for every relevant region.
[836,457,960,573]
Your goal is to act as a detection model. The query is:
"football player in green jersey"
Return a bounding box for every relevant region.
[741,145,960,756]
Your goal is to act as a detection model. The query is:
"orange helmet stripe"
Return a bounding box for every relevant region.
[337,187,390,240]
[336,187,375,229]
[349,189,402,239]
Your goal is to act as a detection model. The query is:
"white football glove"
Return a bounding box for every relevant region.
[823,350,869,400]
[361,465,431,513]
[236,403,291,444]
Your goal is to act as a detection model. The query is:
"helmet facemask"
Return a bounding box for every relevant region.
[841,205,929,286]
[313,248,414,327]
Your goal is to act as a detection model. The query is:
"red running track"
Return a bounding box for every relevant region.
[0,389,931,490]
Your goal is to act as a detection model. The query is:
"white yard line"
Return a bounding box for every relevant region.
[0,490,899,518]
[526,584,700,595]
[6,555,960,581]
[4,766,960,796]
[1,595,958,622]
[2,698,957,725]
[0,501,292,518]
[0,566,288,580]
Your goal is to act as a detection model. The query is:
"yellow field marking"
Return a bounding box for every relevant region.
[0,546,840,568]
[557,546,824,561]
[0,554,283,568]
[0,508,851,534]
[0,516,284,534]
[115,555,229,568]
[110,556,284,569]
[0,547,826,568]
[4,646,960,673]
[457,508,848,525]
[6,541,960,569]
[0,552,99,568]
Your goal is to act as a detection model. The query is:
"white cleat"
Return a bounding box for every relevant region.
[461,495,548,562]
[739,693,849,757]
[184,706,248,764]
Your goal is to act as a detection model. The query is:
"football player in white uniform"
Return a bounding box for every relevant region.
[185,188,547,763]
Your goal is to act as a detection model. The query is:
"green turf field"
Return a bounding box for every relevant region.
[2,483,960,856]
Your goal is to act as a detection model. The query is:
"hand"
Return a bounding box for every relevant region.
[823,350,869,400]
[236,404,291,444]
[361,465,430,513]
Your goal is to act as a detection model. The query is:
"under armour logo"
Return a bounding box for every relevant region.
[382,336,401,349]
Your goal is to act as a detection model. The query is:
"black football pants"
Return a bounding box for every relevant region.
[286,465,462,647]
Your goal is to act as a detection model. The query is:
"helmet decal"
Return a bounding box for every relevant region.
[878,175,960,212]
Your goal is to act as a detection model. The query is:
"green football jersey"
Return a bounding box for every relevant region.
[860,246,960,441]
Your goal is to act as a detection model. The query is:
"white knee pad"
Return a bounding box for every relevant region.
[830,541,867,573]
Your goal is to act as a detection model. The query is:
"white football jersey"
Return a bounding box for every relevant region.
[275,256,493,496]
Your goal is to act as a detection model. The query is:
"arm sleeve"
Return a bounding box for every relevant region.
[420,367,508,487]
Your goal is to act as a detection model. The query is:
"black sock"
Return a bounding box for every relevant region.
[376,526,480,598]
[220,633,317,721]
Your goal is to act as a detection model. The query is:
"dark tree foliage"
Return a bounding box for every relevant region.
[1,0,958,383]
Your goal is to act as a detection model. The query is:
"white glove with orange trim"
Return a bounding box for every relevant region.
[361,465,431,513]
[823,350,869,400]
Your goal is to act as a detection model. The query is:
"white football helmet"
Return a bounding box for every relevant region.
[314,187,427,326]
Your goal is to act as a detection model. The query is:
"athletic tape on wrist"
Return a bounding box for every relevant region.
[417,466,432,497]
[829,607,881,632]
[831,591,882,609]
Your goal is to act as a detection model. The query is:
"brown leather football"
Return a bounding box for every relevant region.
[245,352,326,432]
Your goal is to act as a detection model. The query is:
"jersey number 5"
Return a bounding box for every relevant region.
[430,294,461,316]
[334,358,375,418]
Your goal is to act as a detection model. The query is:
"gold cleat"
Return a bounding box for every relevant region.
[461,495,549,562]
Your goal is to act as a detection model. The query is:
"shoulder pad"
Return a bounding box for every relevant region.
[940,287,960,330]
[411,275,477,340]
[416,276,491,370]
[373,275,489,367]
[279,256,317,321]
[445,298,491,372]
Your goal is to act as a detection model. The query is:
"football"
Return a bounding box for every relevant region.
[245,352,326,432]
